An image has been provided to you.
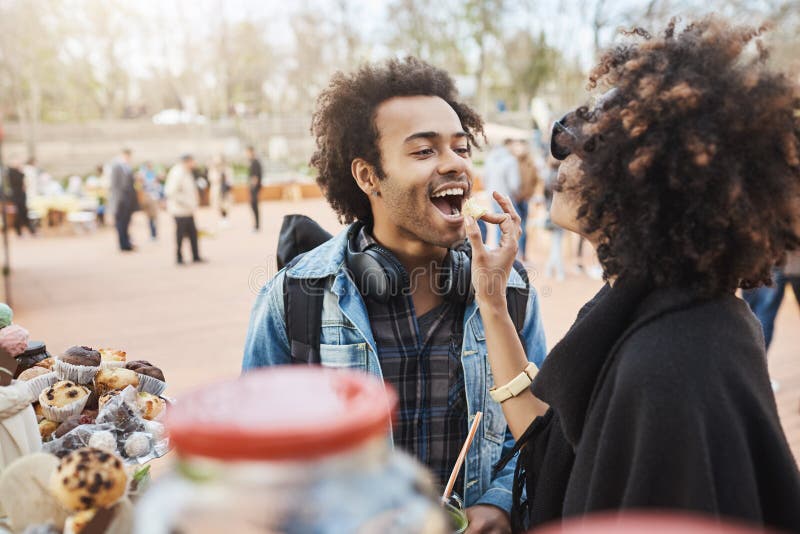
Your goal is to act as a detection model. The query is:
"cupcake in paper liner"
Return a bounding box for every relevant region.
[136,373,166,396]
[55,346,101,384]
[23,370,59,398]
[38,380,91,422]
[125,361,167,396]
[99,348,127,369]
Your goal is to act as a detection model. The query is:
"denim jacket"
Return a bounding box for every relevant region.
[242,225,548,513]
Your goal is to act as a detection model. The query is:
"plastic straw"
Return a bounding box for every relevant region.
[442,411,483,502]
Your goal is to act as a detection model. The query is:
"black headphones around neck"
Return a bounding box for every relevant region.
[345,222,473,304]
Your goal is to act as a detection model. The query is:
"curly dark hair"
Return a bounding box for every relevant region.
[559,17,800,296]
[310,57,484,223]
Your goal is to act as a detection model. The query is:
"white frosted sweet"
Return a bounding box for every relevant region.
[88,430,117,452]
[142,420,166,442]
[123,432,151,458]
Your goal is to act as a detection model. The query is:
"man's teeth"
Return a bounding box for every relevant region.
[431,188,465,198]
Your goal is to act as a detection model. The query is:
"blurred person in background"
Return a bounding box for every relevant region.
[165,154,204,265]
[22,157,38,198]
[478,18,800,532]
[246,145,262,232]
[66,175,83,196]
[510,140,539,262]
[6,160,36,237]
[543,156,565,281]
[109,148,138,252]
[208,154,233,229]
[742,252,800,353]
[483,139,520,247]
[138,161,161,241]
[85,164,106,226]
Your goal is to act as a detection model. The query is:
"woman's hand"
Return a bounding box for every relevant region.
[464,191,522,310]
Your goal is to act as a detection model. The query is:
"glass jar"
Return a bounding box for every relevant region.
[135,367,449,534]
[13,340,50,378]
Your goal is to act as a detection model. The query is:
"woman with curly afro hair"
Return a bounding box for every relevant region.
[472,16,800,532]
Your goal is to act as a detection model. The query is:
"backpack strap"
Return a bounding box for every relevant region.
[507,260,530,336]
[283,255,325,365]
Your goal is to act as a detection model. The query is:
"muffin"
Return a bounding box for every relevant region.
[18,366,51,381]
[55,347,101,385]
[124,360,153,372]
[131,365,166,395]
[39,419,59,441]
[98,348,126,369]
[33,402,45,422]
[137,366,165,382]
[136,392,166,421]
[35,357,56,371]
[94,368,139,397]
[50,448,128,511]
[60,346,101,367]
[39,381,90,422]
[21,369,58,398]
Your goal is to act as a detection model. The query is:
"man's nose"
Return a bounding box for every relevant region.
[437,147,468,177]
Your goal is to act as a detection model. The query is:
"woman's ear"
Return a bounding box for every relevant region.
[351,158,380,197]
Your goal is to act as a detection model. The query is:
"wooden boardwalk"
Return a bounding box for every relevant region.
[9,199,800,463]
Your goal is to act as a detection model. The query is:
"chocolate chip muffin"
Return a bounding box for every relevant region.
[50,448,128,511]
[60,346,101,367]
[39,380,91,422]
[40,381,90,409]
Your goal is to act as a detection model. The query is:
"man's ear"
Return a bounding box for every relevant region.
[351,158,379,196]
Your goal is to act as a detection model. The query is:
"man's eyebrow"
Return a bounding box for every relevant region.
[404,131,469,143]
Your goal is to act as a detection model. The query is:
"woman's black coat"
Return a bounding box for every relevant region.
[511,283,800,533]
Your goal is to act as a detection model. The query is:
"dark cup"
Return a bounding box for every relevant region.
[14,340,50,378]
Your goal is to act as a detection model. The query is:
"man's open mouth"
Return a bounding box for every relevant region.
[430,185,467,218]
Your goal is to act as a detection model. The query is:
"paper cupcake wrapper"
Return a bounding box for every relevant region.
[54,359,99,385]
[100,360,126,370]
[25,371,58,398]
[136,374,166,396]
[37,392,89,422]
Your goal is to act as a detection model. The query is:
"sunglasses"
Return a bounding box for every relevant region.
[550,114,578,161]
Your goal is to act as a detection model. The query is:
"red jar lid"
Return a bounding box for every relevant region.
[166,367,397,461]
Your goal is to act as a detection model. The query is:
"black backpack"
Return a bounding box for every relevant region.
[277,214,530,364]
